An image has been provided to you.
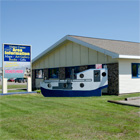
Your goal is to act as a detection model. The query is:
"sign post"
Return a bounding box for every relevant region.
[2,44,32,94]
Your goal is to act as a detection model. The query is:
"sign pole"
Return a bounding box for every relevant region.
[2,44,3,93]
[27,45,32,92]
[2,44,7,94]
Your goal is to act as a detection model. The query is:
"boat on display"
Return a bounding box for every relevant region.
[40,68,108,97]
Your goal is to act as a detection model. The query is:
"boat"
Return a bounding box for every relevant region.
[40,68,108,97]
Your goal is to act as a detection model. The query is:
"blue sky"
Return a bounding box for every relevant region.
[0,0,140,67]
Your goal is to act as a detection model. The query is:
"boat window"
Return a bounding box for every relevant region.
[80,83,84,88]
[94,70,100,82]
[48,83,51,88]
[102,72,106,77]
[80,73,84,78]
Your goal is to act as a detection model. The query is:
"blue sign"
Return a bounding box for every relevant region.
[4,44,31,62]
[3,44,31,78]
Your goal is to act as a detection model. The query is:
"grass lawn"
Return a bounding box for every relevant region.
[0,84,27,93]
[0,93,140,140]
[0,84,27,89]
[0,90,27,93]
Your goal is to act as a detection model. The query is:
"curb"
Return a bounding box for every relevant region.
[125,96,140,101]
[0,91,37,96]
[108,100,140,107]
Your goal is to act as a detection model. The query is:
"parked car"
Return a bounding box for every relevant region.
[15,78,27,83]
[8,78,15,82]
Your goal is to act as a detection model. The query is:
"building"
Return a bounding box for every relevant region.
[32,35,140,95]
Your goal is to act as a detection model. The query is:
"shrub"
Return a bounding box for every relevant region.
[36,90,41,94]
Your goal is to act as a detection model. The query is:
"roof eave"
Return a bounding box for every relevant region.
[32,35,140,64]
[118,55,140,59]
[32,35,68,63]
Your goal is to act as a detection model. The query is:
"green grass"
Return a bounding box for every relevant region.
[0,83,27,93]
[0,84,27,89]
[0,90,27,93]
[0,93,140,140]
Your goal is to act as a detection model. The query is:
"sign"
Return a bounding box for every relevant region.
[96,64,102,69]
[3,44,31,79]
[4,44,31,62]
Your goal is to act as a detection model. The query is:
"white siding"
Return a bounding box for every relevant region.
[35,61,40,69]
[39,57,45,68]
[73,43,81,65]
[107,56,117,63]
[119,59,140,94]
[32,41,118,69]
[66,43,73,66]
[54,49,60,67]
[60,45,66,66]
[49,53,54,68]
[44,55,49,68]
[32,62,36,69]
[89,49,98,64]
[98,52,105,64]
[81,45,88,65]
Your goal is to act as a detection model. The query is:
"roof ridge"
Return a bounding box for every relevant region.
[68,35,140,44]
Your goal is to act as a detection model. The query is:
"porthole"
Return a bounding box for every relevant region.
[80,73,84,78]
[102,72,106,77]
[48,83,51,88]
[80,83,84,88]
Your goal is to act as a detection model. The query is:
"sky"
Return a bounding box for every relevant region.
[0,0,140,67]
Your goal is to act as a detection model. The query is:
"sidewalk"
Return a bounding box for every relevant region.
[0,91,37,96]
[108,97,140,107]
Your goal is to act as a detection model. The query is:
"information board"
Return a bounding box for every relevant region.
[3,44,31,79]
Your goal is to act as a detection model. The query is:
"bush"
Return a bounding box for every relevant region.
[36,90,41,94]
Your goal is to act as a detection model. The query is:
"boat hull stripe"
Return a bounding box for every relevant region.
[41,85,108,97]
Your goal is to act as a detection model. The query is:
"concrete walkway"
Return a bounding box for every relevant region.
[108,97,140,107]
[0,91,37,96]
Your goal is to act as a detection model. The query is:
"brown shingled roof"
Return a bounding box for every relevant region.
[32,35,140,63]
[69,35,140,56]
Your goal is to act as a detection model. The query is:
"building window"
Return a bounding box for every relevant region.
[88,65,95,69]
[48,68,59,78]
[132,63,140,78]
[65,66,80,78]
[35,69,44,79]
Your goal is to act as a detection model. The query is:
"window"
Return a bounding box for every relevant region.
[48,68,59,78]
[35,69,44,79]
[132,63,140,78]
[102,64,107,69]
[88,65,95,69]
[65,66,80,78]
